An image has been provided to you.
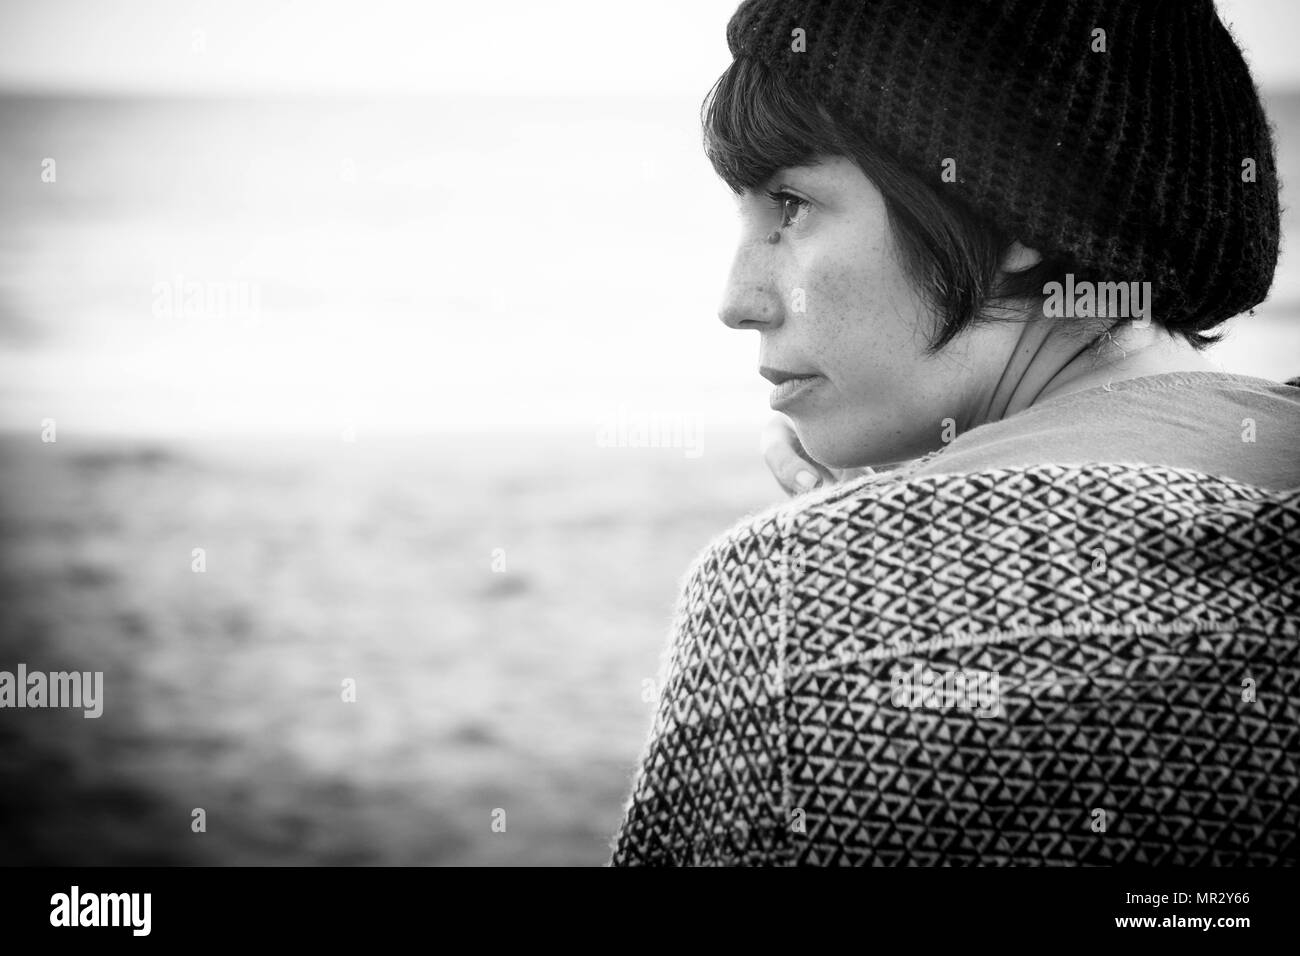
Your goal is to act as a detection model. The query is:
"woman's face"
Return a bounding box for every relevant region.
[718,154,1014,469]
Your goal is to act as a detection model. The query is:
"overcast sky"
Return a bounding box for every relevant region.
[2,0,1296,436]
[0,0,1297,97]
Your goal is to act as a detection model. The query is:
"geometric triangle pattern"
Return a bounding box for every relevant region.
[609,463,1300,864]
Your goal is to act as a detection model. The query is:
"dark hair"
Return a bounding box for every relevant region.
[701,56,1124,354]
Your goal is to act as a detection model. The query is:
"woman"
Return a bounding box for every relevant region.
[609,0,1299,865]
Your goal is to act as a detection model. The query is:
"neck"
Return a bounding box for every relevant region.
[972,317,1222,427]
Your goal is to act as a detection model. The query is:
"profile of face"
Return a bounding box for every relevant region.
[718,154,1028,470]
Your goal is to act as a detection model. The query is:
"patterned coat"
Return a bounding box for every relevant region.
[608,463,1300,865]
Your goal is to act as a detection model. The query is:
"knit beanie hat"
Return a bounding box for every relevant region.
[725,0,1280,333]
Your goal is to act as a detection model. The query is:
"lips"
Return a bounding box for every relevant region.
[759,365,817,386]
[760,366,823,411]
[768,375,822,410]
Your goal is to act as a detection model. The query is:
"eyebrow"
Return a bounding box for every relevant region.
[771,161,825,177]
[752,162,825,193]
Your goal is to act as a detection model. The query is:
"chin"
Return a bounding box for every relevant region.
[793,405,934,470]
[792,417,885,471]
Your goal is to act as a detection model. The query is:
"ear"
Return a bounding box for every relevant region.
[1000,240,1043,274]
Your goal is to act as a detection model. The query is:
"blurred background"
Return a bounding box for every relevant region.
[0,0,1297,865]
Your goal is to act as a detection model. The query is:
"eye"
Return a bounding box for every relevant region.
[765,189,810,229]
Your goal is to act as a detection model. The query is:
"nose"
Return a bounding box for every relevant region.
[717,233,784,331]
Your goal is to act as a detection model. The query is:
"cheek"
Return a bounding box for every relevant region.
[802,238,929,390]
[788,241,954,467]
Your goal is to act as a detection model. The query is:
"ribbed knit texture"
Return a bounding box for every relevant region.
[609,464,1299,865]
[724,0,1280,335]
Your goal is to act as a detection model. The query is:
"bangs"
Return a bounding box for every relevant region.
[701,56,846,193]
